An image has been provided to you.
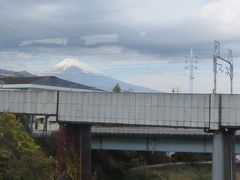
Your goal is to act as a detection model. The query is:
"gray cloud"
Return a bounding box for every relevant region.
[0,0,240,60]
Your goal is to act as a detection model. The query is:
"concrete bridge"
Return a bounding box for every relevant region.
[34,126,240,154]
[1,90,240,180]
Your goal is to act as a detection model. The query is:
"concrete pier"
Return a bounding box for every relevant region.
[212,130,236,180]
[57,124,91,180]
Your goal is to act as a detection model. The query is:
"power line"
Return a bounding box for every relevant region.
[0,5,62,37]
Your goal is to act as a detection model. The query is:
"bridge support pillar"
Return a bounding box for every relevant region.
[43,115,49,135]
[57,124,91,180]
[212,131,236,180]
[29,115,34,134]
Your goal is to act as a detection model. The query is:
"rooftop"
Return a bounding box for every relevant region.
[0,76,102,91]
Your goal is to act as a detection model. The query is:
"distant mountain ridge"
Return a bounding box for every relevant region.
[46,58,158,92]
[0,69,35,77]
[0,59,158,92]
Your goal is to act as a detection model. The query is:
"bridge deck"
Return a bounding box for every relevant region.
[1,90,240,130]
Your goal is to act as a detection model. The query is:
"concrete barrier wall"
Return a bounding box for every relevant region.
[221,94,240,127]
[58,92,211,129]
[0,90,239,130]
[0,90,57,115]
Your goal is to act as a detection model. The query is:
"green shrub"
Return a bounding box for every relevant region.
[0,112,55,180]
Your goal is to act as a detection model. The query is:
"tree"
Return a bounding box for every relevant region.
[112,83,121,92]
[0,112,55,180]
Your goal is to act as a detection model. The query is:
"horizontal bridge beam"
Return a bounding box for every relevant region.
[92,135,240,153]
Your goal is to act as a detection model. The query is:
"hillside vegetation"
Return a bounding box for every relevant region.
[1,112,240,180]
[0,113,55,180]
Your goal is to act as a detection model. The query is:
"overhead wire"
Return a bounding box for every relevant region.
[0,5,62,37]
[0,5,64,46]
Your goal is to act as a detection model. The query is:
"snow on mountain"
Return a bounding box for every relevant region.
[48,58,103,75]
[46,58,157,92]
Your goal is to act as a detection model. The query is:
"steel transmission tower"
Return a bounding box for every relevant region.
[185,48,198,93]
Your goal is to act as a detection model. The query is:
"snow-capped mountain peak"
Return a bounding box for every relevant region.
[48,58,102,75]
[46,58,158,92]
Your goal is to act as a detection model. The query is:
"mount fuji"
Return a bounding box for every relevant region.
[46,58,157,92]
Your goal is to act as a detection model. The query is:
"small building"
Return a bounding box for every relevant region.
[0,76,101,92]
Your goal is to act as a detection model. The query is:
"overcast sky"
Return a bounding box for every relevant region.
[0,0,240,93]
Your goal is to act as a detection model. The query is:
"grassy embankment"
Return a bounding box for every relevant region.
[130,163,240,180]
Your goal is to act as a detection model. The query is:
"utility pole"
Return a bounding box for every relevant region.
[185,48,198,93]
[213,41,219,94]
[213,40,233,94]
[212,41,235,180]
[172,86,180,93]
[228,49,233,94]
